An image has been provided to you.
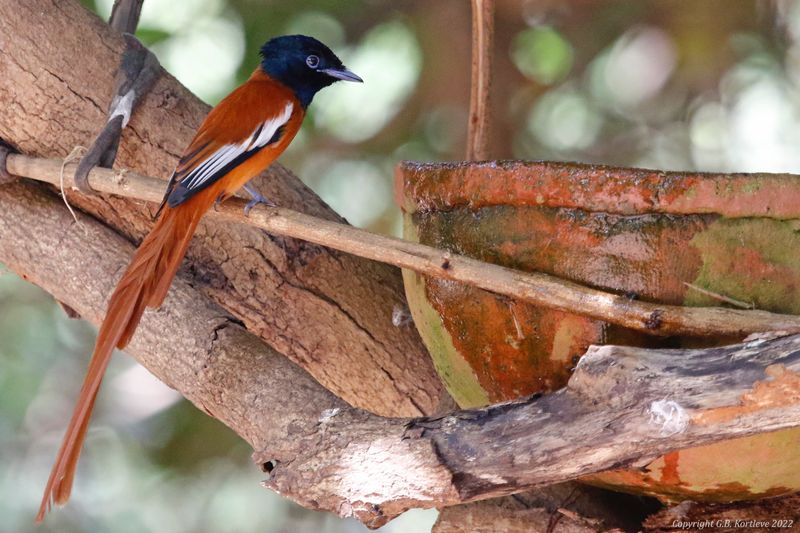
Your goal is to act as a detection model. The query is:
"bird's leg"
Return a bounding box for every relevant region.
[74,11,160,194]
[243,183,276,216]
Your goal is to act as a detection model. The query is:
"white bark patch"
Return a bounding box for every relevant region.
[391,304,412,327]
[648,400,689,436]
[108,89,135,128]
[319,408,341,423]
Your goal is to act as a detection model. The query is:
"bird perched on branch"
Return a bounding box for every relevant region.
[37,35,362,522]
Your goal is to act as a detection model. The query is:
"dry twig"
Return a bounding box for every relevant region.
[466,0,494,160]
[683,281,754,309]
[5,152,800,339]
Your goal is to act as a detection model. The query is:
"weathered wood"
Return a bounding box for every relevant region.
[257,333,800,527]
[7,153,800,339]
[0,0,442,417]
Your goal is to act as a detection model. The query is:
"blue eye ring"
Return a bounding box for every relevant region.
[306,55,320,68]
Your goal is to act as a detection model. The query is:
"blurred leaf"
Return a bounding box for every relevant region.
[512,26,574,84]
[135,28,172,46]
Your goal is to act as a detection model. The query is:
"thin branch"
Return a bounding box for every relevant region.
[466,0,494,160]
[109,0,143,34]
[683,281,754,309]
[6,152,800,338]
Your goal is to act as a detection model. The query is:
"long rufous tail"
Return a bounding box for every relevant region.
[36,192,214,522]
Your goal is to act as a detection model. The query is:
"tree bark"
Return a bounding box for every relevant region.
[255,332,800,526]
[0,0,444,417]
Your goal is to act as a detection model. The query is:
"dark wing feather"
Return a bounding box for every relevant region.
[155,81,296,210]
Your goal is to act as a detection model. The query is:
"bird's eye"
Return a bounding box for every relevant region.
[306,55,320,68]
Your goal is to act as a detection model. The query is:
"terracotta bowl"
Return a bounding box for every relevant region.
[396,160,800,502]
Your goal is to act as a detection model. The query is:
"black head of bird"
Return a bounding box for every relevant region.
[260,34,363,108]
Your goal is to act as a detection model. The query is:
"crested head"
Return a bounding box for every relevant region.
[259,35,362,108]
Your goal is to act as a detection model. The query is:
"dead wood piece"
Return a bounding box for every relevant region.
[257,334,800,526]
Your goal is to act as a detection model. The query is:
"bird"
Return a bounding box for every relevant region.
[36,34,362,522]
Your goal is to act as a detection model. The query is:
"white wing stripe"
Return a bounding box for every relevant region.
[181,102,294,191]
[252,102,294,150]
[189,145,237,188]
[185,146,232,189]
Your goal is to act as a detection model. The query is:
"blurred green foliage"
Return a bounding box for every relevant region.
[4,0,800,531]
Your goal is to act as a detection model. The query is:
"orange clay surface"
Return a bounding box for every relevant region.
[397,160,800,502]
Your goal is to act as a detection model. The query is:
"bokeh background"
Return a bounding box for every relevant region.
[3,0,800,531]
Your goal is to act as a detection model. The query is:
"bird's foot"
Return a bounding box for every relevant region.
[243,184,276,216]
[214,193,225,211]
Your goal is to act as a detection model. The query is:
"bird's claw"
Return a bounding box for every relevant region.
[214,193,225,211]
[243,184,276,216]
[244,196,276,216]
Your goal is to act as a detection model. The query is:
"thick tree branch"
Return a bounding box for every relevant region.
[6,153,800,338]
[0,0,443,417]
[0,179,345,473]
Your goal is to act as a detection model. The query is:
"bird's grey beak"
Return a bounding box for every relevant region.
[321,67,363,83]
